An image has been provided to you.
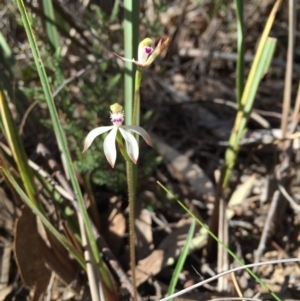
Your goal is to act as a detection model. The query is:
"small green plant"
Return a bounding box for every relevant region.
[84,38,169,301]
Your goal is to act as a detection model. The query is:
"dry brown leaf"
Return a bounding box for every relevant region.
[135,209,154,261]
[14,206,51,301]
[135,218,204,286]
[103,196,126,255]
[151,134,215,201]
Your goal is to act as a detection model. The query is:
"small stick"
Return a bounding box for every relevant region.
[253,190,280,272]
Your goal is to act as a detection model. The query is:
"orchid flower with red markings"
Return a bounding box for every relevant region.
[112,37,170,68]
[83,103,152,168]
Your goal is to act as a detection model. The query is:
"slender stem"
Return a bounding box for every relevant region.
[131,68,143,195]
[126,66,144,301]
[123,1,139,298]
[132,68,143,126]
[126,161,137,301]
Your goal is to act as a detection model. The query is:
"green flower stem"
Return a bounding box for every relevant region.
[126,66,144,301]
[132,67,143,126]
[123,3,142,297]
[126,161,137,301]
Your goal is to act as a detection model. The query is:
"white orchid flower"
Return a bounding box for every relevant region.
[83,103,152,168]
[111,37,170,68]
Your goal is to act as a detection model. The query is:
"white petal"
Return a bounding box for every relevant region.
[123,125,152,147]
[119,128,139,164]
[138,46,149,64]
[103,127,118,168]
[83,126,113,152]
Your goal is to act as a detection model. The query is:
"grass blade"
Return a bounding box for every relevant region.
[41,0,60,52]
[233,0,245,107]
[261,38,277,77]
[0,89,37,206]
[167,220,196,299]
